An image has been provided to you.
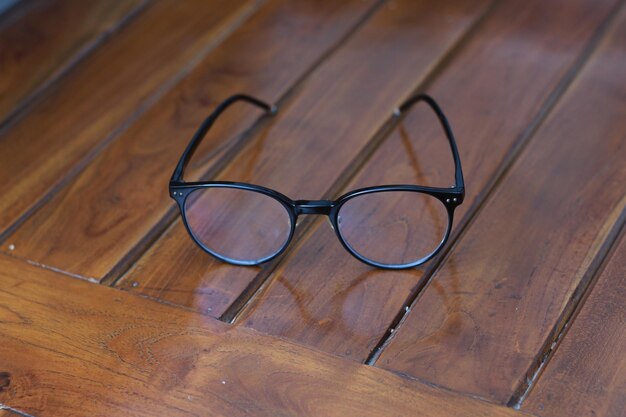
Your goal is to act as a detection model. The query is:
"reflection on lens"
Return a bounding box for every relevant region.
[337,191,448,266]
[184,187,291,264]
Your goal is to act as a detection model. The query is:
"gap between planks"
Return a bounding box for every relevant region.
[363,0,626,368]
[0,0,150,132]
[508,201,626,408]
[0,404,37,417]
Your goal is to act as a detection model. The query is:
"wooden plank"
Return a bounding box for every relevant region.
[376,4,626,404]
[0,0,257,237]
[0,0,146,125]
[115,0,493,316]
[235,0,621,362]
[1,0,380,281]
[0,255,529,417]
[523,232,626,417]
[0,410,20,417]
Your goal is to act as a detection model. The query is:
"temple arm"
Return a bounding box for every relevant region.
[171,94,276,182]
[394,94,465,191]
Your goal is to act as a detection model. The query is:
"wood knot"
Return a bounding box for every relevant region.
[0,371,10,392]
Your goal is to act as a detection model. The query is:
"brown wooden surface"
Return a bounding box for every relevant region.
[2,0,379,282]
[523,230,626,417]
[0,410,19,417]
[0,0,146,125]
[0,0,257,238]
[234,0,619,362]
[377,4,626,404]
[1,1,624,415]
[0,254,527,417]
[117,0,491,317]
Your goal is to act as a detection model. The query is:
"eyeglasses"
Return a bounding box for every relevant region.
[170,93,464,269]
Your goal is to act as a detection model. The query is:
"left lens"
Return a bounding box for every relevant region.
[336,190,449,267]
[184,187,292,264]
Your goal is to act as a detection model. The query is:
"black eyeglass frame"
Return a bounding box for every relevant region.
[170,93,465,269]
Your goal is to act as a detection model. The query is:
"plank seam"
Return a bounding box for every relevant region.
[0,0,264,249]
[0,403,37,417]
[3,252,208,315]
[508,206,626,408]
[104,0,389,287]
[354,366,541,417]
[1,251,103,283]
[364,0,626,368]
[221,0,501,324]
[0,0,152,132]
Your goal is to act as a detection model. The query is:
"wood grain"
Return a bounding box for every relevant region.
[116,0,492,317]
[523,231,626,417]
[1,0,379,282]
[2,1,622,415]
[0,0,256,238]
[0,255,529,417]
[0,0,146,125]
[235,0,621,362]
[377,4,626,404]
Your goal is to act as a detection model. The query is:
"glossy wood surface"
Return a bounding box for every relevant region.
[0,0,256,238]
[117,0,491,317]
[2,1,624,415]
[523,231,626,417]
[0,0,145,125]
[1,0,378,281]
[377,4,626,404]
[235,0,619,362]
[0,255,527,417]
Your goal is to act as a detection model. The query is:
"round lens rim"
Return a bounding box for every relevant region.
[331,187,454,269]
[178,183,297,266]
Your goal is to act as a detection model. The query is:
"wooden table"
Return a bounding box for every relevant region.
[1,1,624,416]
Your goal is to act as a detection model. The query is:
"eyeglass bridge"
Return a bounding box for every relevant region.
[295,200,335,215]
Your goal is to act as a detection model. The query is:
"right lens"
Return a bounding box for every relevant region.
[184,186,292,264]
[336,190,449,267]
